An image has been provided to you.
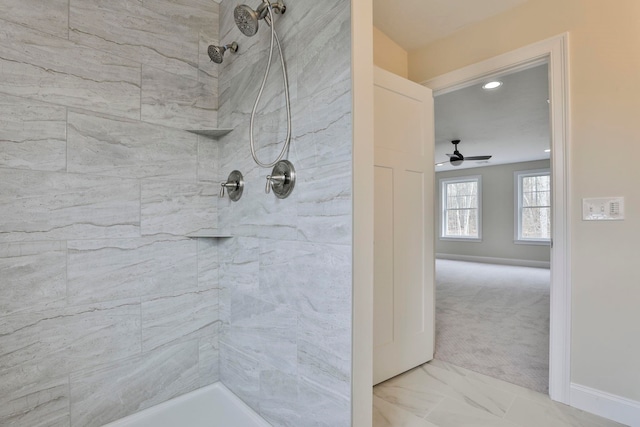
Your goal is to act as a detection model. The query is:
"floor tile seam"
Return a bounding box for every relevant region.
[502,393,520,421]
[443,376,518,419]
[421,392,447,420]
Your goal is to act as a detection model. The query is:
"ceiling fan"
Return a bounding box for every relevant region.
[440,139,492,166]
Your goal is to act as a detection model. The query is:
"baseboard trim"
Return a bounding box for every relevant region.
[436,253,550,269]
[570,383,640,426]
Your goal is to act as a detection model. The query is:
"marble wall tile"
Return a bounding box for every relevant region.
[0,94,67,172]
[0,241,66,316]
[298,314,351,400]
[217,0,354,423]
[145,0,218,29]
[197,238,219,289]
[298,376,351,427]
[259,240,352,326]
[67,237,197,305]
[259,370,300,427]
[199,329,220,386]
[141,180,217,236]
[0,299,141,399]
[292,85,352,170]
[222,292,297,374]
[0,20,140,119]
[218,237,260,298]
[296,161,352,245]
[141,66,218,130]
[70,341,200,427]
[0,0,69,39]
[69,0,198,79]
[141,288,219,352]
[198,69,219,110]
[220,342,261,411]
[296,0,351,100]
[197,135,220,182]
[0,376,70,427]
[0,169,140,242]
[67,111,198,180]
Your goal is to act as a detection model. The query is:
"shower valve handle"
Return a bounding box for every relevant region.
[220,181,239,198]
[265,174,286,194]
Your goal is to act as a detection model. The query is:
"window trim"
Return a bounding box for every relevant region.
[440,175,482,242]
[514,168,551,245]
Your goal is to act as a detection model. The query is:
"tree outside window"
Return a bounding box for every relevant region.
[441,177,481,240]
[516,170,551,242]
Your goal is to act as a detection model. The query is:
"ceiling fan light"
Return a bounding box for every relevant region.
[482,81,502,90]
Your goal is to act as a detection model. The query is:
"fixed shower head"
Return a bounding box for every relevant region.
[234,0,286,37]
[207,42,238,63]
[234,4,260,37]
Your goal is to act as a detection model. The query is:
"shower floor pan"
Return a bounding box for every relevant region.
[103,383,272,427]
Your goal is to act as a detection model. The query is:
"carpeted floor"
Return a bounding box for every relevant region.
[435,259,550,393]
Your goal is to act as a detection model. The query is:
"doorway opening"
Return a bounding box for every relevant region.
[433,63,552,393]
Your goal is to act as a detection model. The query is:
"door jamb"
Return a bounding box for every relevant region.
[423,33,572,404]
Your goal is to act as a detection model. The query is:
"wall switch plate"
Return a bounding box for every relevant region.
[582,197,625,221]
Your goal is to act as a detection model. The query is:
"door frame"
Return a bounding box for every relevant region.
[423,33,572,404]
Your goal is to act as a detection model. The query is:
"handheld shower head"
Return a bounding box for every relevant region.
[207,42,238,63]
[234,0,286,37]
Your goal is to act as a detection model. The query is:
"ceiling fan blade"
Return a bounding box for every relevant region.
[445,153,453,158]
[464,155,492,160]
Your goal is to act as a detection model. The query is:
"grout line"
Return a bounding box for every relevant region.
[422,394,447,420]
[67,373,72,427]
[503,394,519,420]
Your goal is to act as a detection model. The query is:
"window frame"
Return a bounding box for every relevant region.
[440,175,482,242]
[514,168,551,245]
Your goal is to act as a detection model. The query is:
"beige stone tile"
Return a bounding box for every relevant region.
[373,395,440,427]
[374,367,445,418]
[426,397,521,427]
[419,362,517,417]
[505,396,628,427]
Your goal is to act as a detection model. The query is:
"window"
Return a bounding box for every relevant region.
[516,170,551,243]
[441,176,481,240]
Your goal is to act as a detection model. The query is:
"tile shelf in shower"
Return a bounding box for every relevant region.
[186,128,234,139]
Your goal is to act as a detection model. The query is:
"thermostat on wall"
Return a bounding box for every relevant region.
[582,197,625,221]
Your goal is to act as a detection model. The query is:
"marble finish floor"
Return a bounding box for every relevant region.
[373,359,627,427]
[435,260,550,393]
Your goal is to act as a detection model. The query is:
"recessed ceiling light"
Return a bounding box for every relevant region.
[436,163,445,167]
[544,149,551,153]
[482,81,502,90]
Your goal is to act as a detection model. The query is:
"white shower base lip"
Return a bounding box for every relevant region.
[103,382,272,427]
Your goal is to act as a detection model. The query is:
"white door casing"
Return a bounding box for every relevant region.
[423,33,571,403]
[373,66,435,385]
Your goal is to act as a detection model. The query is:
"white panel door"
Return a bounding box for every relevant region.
[373,66,435,385]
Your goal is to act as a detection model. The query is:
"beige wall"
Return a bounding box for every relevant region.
[373,26,408,78]
[409,0,640,402]
[436,160,551,264]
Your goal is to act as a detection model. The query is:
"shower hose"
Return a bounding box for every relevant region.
[249,4,292,168]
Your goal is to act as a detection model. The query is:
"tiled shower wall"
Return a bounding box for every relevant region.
[217,0,353,426]
[0,1,222,425]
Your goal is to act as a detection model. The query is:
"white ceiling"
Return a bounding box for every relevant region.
[434,64,550,171]
[372,0,550,171]
[373,0,528,51]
